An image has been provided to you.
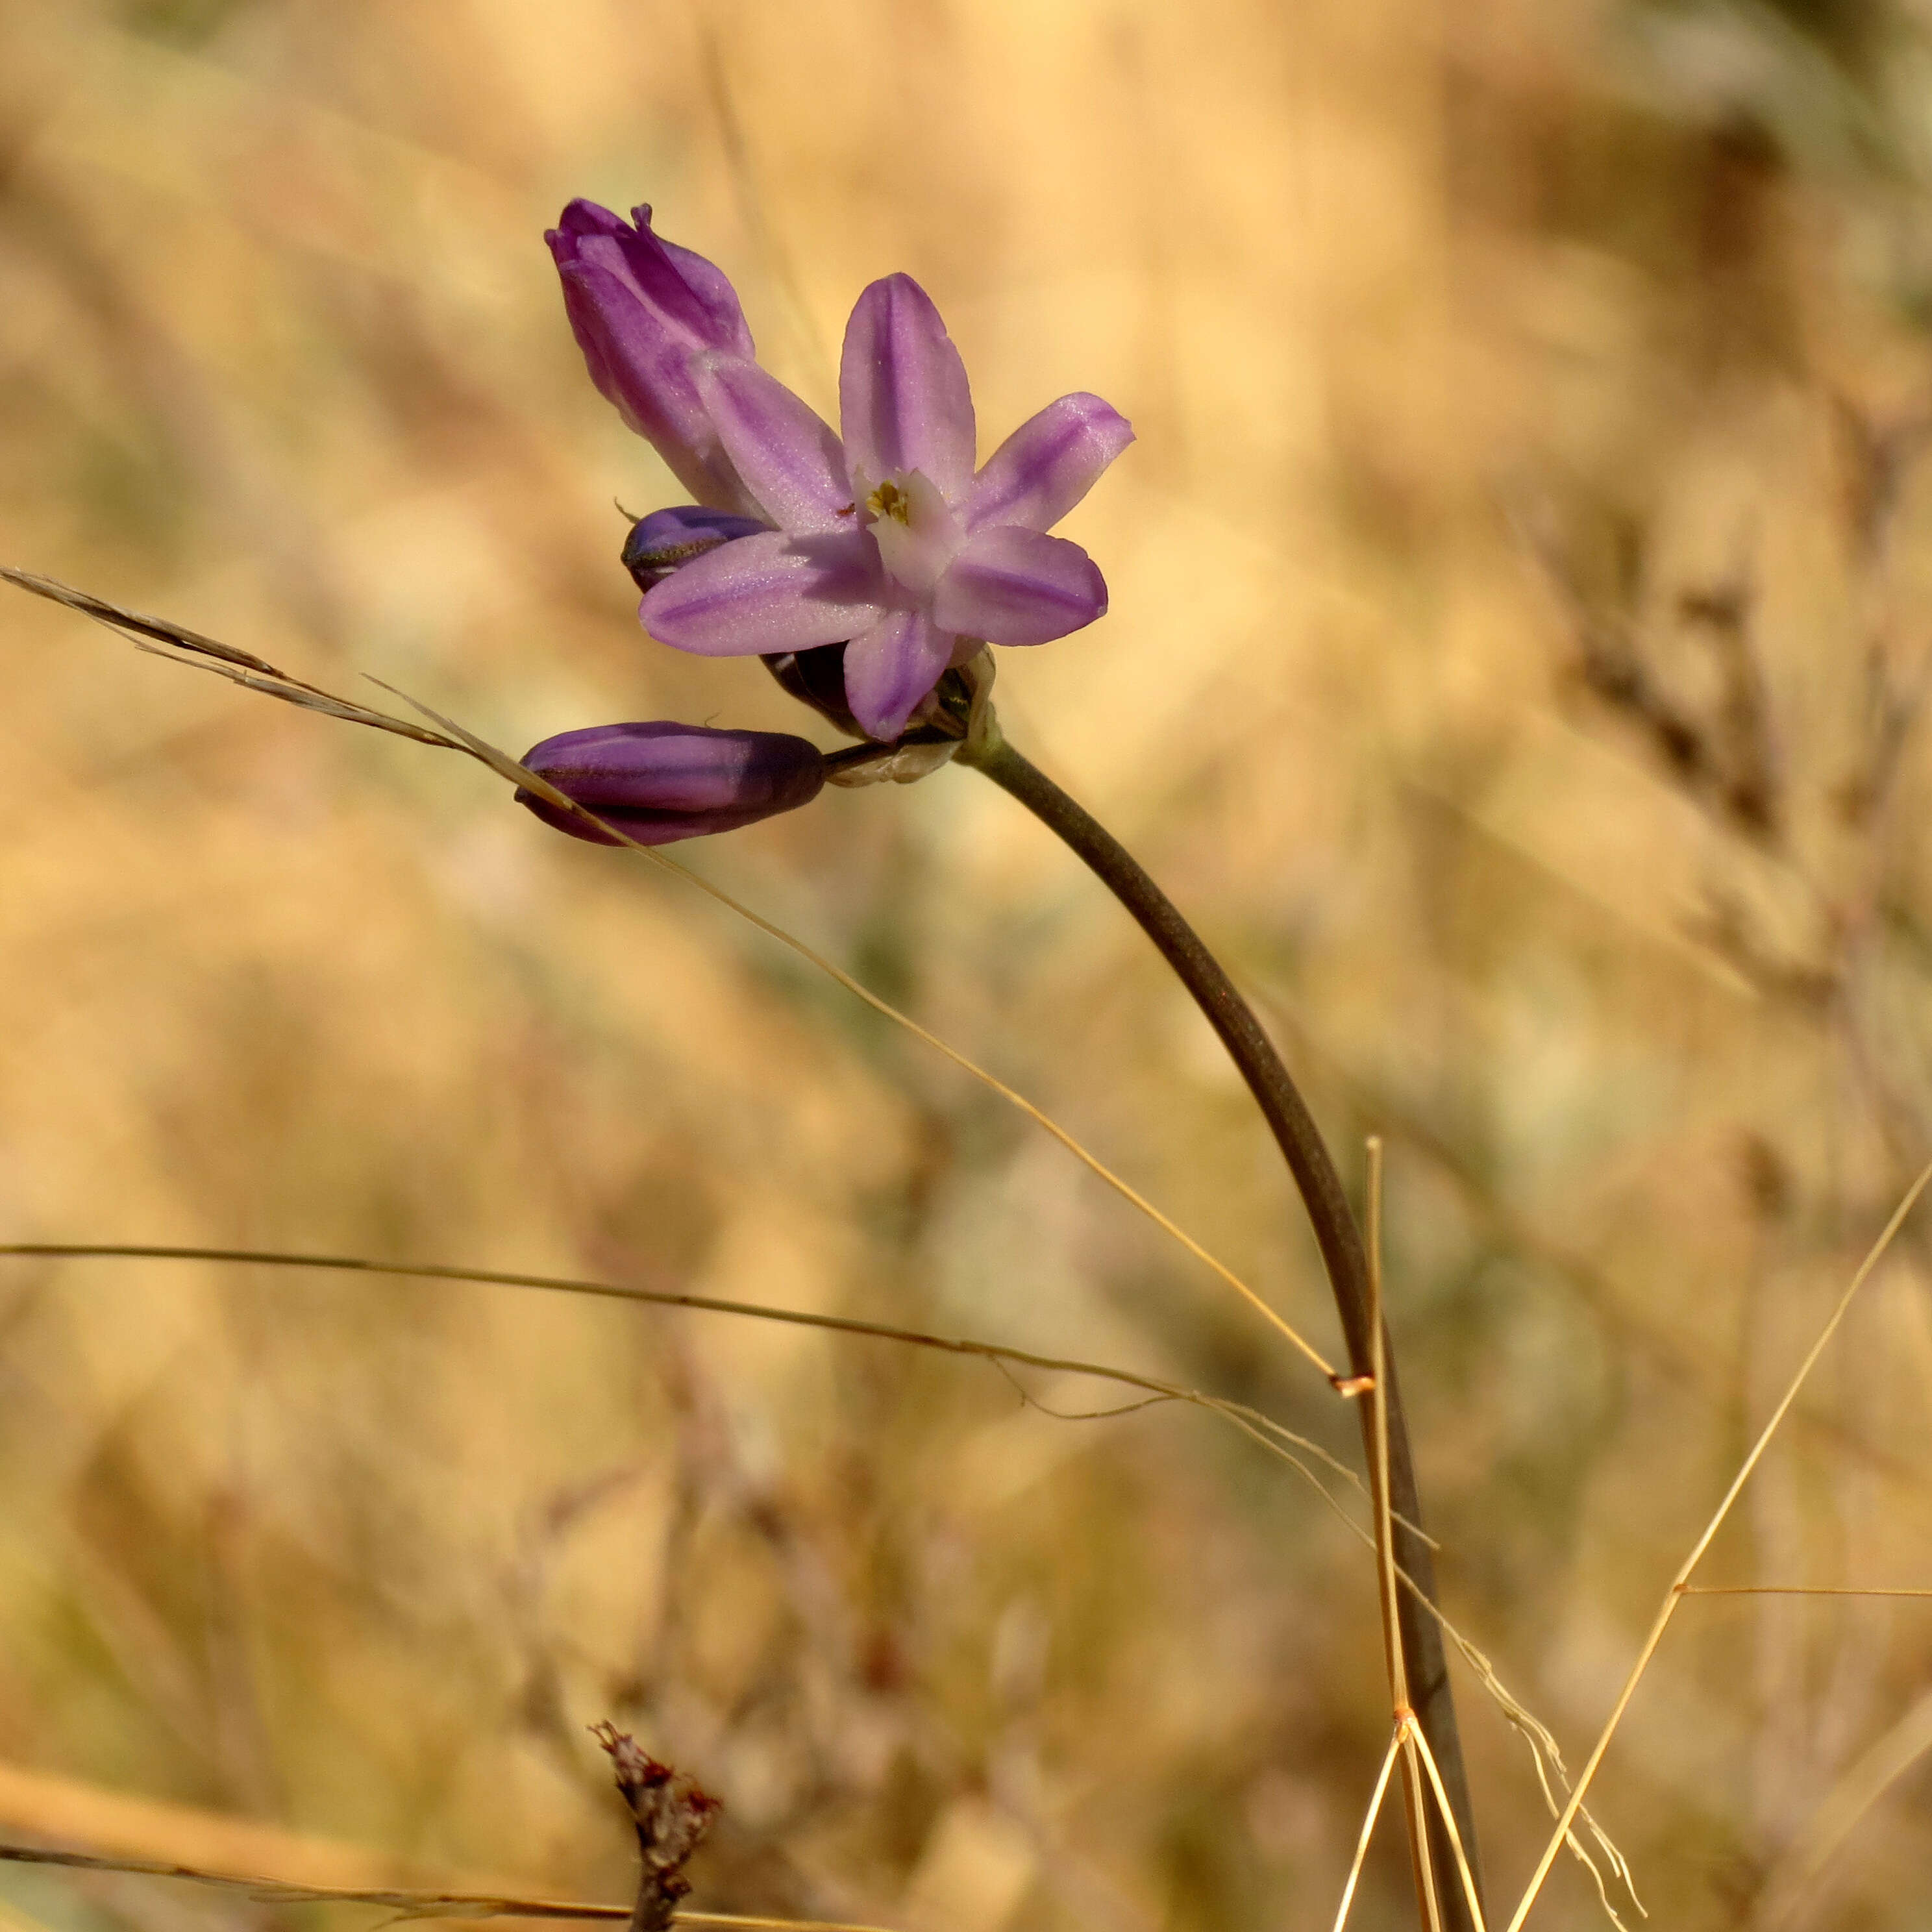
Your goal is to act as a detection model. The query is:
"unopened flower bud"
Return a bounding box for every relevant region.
[623,506,767,593]
[547,201,761,514]
[762,641,864,739]
[516,721,825,846]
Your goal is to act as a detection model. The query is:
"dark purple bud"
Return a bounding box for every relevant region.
[517,721,826,847]
[762,641,865,739]
[623,506,769,593]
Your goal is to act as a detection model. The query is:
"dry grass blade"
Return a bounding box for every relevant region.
[0,569,284,671]
[0,1243,1487,1605]
[1365,1142,1406,1706]
[0,569,466,749]
[0,1841,621,1920]
[1431,1626,1639,1928]
[1217,1399,1436,1544]
[2,1241,1398,1570]
[0,1755,510,1896]
[1362,1141,1447,1932]
[1405,1720,1487,1932]
[1331,1729,1404,1932]
[0,1844,897,1932]
[1680,1585,1932,1598]
[0,1237,1294,1459]
[1503,1158,1932,1932]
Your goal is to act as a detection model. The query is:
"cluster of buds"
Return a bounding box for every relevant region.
[521,201,1131,847]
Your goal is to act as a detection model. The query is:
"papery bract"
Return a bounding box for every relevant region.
[547,201,761,514]
[516,721,825,846]
[636,274,1133,741]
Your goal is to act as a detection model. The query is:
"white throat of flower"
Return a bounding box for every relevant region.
[851,466,961,599]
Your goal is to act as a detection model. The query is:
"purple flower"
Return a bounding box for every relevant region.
[516,721,826,846]
[635,276,1133,741]
[547,201,761,514]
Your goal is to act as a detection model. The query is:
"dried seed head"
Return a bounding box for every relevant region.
[590,1722,721,1932]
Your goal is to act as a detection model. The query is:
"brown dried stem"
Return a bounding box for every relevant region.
[591,1726,719,1932]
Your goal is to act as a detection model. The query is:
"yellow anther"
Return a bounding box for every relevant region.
[866,478,912,524]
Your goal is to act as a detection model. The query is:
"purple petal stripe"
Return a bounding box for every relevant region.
[547,201,760,512]
[640,529,884,657]
[843,608,954,740]
[650,227,756,356]
[838,276,977,504]
[696,355,854,534]
[966,393,1134,534]
[931,525,1107,647]
[556,266,745,508]
[551,203,752,357]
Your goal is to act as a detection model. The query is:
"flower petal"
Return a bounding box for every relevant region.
[555,258,750,508]
[843,608,954,740]
[552,201,753,357]
[695,354,853,534]
[967,393,1134,533]
[554,201,756,357]
[839,276,976,504]
[932,526,1108,646]
[641,529,884,656]
[648,225,756,354]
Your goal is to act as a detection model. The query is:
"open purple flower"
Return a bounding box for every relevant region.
[547,201,761,515]
[635,277,1133,741]
[516,721,825,845]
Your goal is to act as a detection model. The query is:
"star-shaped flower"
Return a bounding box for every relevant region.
[636,275,1133,740]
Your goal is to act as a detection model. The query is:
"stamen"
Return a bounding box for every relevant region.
[867,478,913,524]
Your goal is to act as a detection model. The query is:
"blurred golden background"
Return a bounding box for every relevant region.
[6,0,1932,1925]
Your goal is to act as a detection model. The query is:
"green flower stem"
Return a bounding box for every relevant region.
[957,726,1481,1927]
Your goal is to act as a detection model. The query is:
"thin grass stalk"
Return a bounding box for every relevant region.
[1407,1720,1489,1932]
[1367,1140,1447,1932]
[0,1841,893,1932]
[1503,1158,1932,1931]
[1331,1731,1406,1932]
[1680,1585,1932,1598]
[0,1243,1367,1507]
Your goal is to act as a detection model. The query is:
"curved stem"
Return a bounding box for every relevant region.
[958,728,1481,1926]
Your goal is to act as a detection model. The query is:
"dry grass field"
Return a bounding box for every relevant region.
[6,0,1932,1926]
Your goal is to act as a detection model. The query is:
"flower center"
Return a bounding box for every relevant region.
[867,478,914,525]
[854,467,962,601]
